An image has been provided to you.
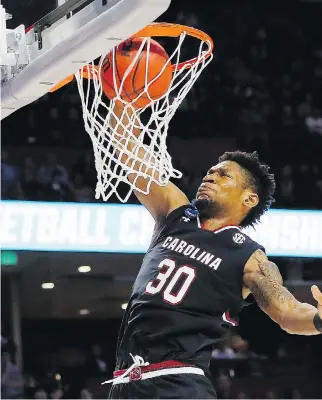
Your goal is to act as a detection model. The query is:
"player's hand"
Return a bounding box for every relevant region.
[311,285,322,318]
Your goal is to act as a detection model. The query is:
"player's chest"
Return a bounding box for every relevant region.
[155,223,234,272]
[154,220,247,270]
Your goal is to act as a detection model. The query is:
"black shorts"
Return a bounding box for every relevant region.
[108,360,216,399]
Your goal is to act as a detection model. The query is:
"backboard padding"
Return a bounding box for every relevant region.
[1,0,171,120]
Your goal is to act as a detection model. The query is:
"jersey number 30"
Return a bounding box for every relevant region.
[145,258,196,305]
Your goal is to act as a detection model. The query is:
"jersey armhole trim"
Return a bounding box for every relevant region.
[149,204,192,249]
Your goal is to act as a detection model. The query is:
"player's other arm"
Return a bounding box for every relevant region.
[109,103,189,220]
[243,249,322,335]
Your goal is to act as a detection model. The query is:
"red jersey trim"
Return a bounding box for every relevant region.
[223,311,238,326]
[114,360,193,378]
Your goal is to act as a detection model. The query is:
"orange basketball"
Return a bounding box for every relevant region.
[100,37,173,109]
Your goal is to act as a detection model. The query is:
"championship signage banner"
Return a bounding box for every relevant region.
[1,201,321,257]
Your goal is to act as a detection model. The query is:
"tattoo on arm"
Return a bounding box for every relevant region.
[245,250,320,335]
[246,250,297,311]
[253,250,283,285]
[247,273,297,310]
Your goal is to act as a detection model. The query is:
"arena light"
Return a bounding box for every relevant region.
[121,303,128,310]
[79,308,89,315]
[41,282,54,289]
[78,265,91,273]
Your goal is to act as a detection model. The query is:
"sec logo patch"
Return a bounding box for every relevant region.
[232,232,245,244]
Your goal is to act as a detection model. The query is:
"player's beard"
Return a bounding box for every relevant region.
[193,198,223,219]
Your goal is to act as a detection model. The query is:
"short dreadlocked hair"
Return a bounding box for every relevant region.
[218,150,275,228]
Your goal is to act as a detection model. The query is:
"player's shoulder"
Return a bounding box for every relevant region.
[149,204,197,246]
[215,226,264,253]
[158,204,196,227]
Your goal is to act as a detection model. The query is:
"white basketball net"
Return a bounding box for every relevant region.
[75,28,213,202]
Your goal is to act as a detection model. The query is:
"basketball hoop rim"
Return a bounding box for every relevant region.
[135,23,214,69]
[50,23,214,92]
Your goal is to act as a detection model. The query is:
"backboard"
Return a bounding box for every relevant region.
[0,0,171,120]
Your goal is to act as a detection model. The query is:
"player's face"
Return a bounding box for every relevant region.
[195,161,254,217]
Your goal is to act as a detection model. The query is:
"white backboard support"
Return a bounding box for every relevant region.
[0,0,171,120]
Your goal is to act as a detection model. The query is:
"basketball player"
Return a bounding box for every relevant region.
[106,104,322,399]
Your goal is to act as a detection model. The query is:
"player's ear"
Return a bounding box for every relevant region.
[243,191,259,210]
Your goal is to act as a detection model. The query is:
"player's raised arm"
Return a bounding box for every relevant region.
[109,102,189,220]
[243,249,322,335]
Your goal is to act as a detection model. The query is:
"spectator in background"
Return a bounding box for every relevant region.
[281,105,295,128]
[315,178,322,209]
[215,372,232,399]
[65,104,84,146]
[239,100,266,128]
[236,392,249,399]
[86,344,107,378]
[73,174,93,202]
[1,335,8,349]
[67,106,80,124]
[23,374,39,399]
[51,168,73,200]
[283,387,302,399]
[47,108,64,146]
[80,388,93,399]
[72,151,97,187]
[305,108,322,135]
[277,165,295,207]
[266,390,279,399]
[1,352,24,399]
[176,11,200,28]
[305,108,322,160]
[296,93,313,118]
[249,29,268,68]
[294,164,314,208]
[37,153,71,200]
[33,388,47,399]
[21,156,38,200]
[1,149,19,199]
[231,334,249,359]
[37,153,66,187]
[212,340,236,359]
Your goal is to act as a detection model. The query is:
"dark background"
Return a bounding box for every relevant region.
[1,0,322,398]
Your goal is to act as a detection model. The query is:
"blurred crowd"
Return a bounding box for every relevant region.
[2,0,322,208]
[1,149,95,203]
[2,145,322,209]
[2,331,317,399]
[2,336,107,399]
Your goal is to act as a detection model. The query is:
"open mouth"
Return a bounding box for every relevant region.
[197,193,210,200]
[197,187,212,198]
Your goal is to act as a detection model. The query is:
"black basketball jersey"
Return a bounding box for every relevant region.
[115,205,264,371]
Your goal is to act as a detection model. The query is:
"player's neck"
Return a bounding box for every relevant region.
[200,216,240,232]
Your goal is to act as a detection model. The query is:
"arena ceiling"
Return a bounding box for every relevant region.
[3,251,144,319]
